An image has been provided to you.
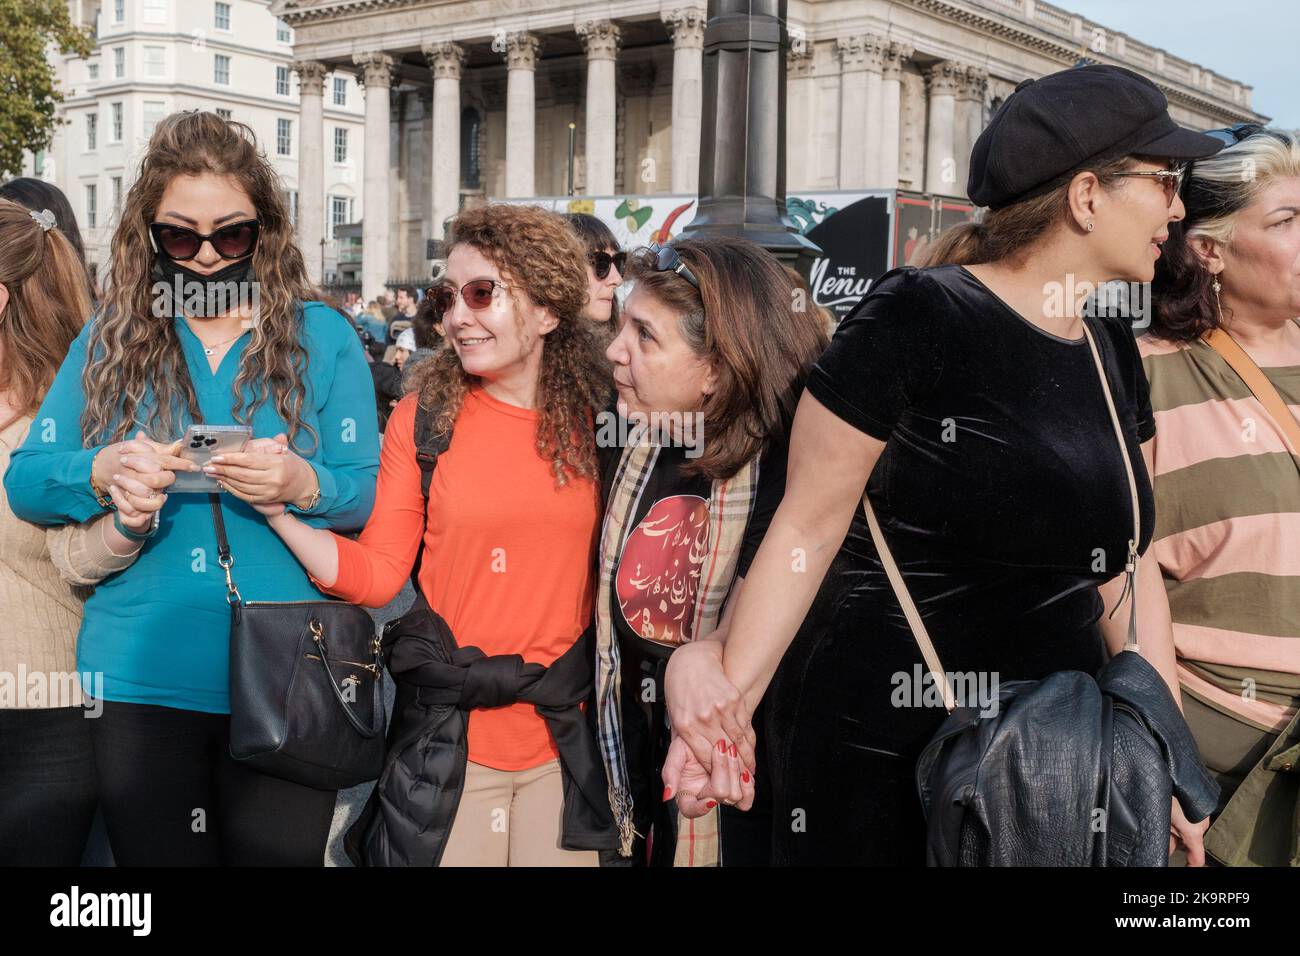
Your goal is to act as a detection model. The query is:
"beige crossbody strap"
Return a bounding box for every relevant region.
[862,319,1144,714]
[1203,327,1300,455]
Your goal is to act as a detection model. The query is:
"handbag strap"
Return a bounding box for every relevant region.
[1203,326,1300,456]
[862,318,1143,714]
[209,493,242,606]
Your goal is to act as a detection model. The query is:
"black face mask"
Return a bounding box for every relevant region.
[151,255,257,319]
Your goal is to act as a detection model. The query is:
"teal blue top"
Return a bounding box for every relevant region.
[3,302,380,713]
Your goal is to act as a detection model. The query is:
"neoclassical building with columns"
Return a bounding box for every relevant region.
[272,0,1266,298]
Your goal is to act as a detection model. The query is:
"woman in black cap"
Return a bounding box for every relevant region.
[660,64,1224,864]
[1141,126,1300,866]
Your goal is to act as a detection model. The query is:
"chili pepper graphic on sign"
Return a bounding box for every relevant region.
[650,200,696,244]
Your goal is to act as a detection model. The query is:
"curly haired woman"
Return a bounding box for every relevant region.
[4,111,380,866]
[260,203,613,866]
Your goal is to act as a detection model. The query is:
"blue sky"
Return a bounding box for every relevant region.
[1064,0,1298,128]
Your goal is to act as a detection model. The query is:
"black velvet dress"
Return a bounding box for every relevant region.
[765,264,1156,865]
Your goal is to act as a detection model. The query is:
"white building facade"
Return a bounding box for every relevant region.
[36,0,365,283]
[273,0,1266,295]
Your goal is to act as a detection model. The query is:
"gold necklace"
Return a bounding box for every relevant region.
[199,330,246,356]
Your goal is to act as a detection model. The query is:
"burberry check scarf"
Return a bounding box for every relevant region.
[594,439,759,864]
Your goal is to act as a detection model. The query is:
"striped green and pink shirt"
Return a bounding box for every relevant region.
[1139,333,1300,732]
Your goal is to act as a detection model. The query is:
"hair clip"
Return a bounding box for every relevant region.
[29,208,56,232]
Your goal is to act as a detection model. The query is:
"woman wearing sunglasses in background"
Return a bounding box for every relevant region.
[4,111,380,866]
[566,213,625,341]
[595,239,828,866]
[260,203,613,866]
[662,65,1225,865]
[1141,125,1300,866]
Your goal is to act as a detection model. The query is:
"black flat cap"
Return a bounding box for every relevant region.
[968,64,1225,209]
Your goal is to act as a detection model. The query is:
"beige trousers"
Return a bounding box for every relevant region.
[439,758,600,867]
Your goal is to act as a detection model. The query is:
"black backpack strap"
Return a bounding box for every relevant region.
[410,399,452,589]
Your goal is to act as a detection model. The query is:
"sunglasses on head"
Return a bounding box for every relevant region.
[424,279,513,321]
[1203,123,1272,147]
[149,219,261,261]
[590,249,627,281]
[644,242,701,291]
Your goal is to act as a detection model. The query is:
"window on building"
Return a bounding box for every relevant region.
[144,46,165,78]
[286,189,298,228]
[329,195,353,233]
[333,127,348,164]
[276,18,291,44]
[86,112,98,150]
[113,0,124,23]
[143,101,165,138]
[276,65,290,96]
[110,102,123,142]
[277,118,292,156]
[214,2,231,30]
[143,0,166,24]
[216,108,233,120]
[87,62,99,81]
[86,184,98,229]
[214,54,230,86]
[112,176,123,213]
[113,47,125,79]
[333,76,347,106]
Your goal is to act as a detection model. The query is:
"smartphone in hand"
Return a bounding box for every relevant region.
[169,424,253,493]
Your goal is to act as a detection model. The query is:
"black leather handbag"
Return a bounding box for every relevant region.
[211,495,386,790]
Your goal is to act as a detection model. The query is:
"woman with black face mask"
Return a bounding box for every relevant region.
[4,111,380,866]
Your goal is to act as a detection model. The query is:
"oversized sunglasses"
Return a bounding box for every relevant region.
[1110,165,1187,208]
[590,250,627,281]
[149,219,261,261]
[645,242,701,291]
[425,279,513,320]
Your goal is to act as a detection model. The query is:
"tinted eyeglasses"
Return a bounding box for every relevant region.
[645,242,701,291]
[425,279,513,320]
[590,250,627,281]
[1110,165,1187,207]
[149,219,261,261]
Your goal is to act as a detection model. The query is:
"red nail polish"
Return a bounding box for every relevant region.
[730,743,738,759]
[742,770,751,784]
[717,739,727,754]
[706,801,717,809]
[662,786,673,801]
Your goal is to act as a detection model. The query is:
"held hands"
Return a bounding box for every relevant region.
[661,636,758,815]
[664,635,757,773]
[202,432,310,516]
[92,430,195,522]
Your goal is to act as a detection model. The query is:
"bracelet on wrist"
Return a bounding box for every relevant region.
[89,452,114,510]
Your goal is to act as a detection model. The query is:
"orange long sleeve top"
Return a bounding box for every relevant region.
[313,389,600,770]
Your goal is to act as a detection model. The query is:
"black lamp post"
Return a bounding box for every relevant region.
[678,0,819,270]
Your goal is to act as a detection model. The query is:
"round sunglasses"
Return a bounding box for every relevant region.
[425,279,514,320]
[590,250,627,281]
[149,219,261,261]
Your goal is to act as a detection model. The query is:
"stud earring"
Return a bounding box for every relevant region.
[1086,221,1095,232]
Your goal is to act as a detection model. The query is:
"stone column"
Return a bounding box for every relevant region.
[423,41,465,242]
[953,64,988,197]
[503,32,541,198]
[663,8,706,194]
[353,52,392,302]
[292,60,328,285]
[924,61,960,196]
[878,41,913,190]
[576,20,620,197]
[836,35,882,188]
[785,43,816,192]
